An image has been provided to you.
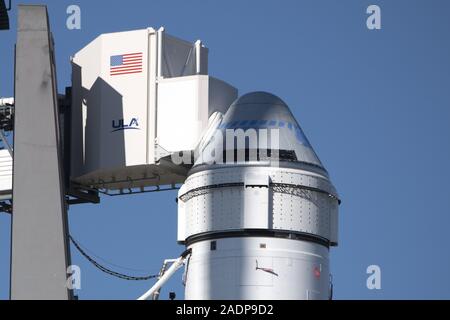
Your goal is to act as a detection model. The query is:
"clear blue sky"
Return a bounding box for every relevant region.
[1,0,450,300]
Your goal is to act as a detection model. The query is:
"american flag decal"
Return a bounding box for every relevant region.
[110,52,143,76]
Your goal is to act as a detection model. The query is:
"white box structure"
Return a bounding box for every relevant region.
[70,28,237,190]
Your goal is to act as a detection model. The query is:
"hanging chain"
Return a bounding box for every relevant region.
[69,235,158,281]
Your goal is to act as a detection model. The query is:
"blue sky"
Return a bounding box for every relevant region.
[1,0,450,300]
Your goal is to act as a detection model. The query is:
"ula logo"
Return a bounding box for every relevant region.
[112,118,140,132]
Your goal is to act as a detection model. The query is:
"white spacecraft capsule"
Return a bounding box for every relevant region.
[177,92,340,300]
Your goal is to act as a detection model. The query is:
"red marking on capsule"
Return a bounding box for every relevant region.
[314,267,321,279]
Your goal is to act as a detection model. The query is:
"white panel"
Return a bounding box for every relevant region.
[185,237,330,300]
[177,196,186,242]
[101,30,149,167]
[147,29,158,164]
[330,202,339,245]
[157,76,204,153]
[71,29,150,181]
[157,75,237,154]
[185,254,238,299]
[243,172,269,228]
[243,189,269,229]
[0,150,12,198]
[271,191,332,239]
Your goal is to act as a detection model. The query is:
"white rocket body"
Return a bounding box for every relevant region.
[177,92,340,300]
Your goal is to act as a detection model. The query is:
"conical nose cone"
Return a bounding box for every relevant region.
[222,92,324,168]
[195,92,325,171]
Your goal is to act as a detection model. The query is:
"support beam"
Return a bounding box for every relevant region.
[10,5,72,300]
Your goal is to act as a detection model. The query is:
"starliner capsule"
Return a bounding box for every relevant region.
[177,92,340,300]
